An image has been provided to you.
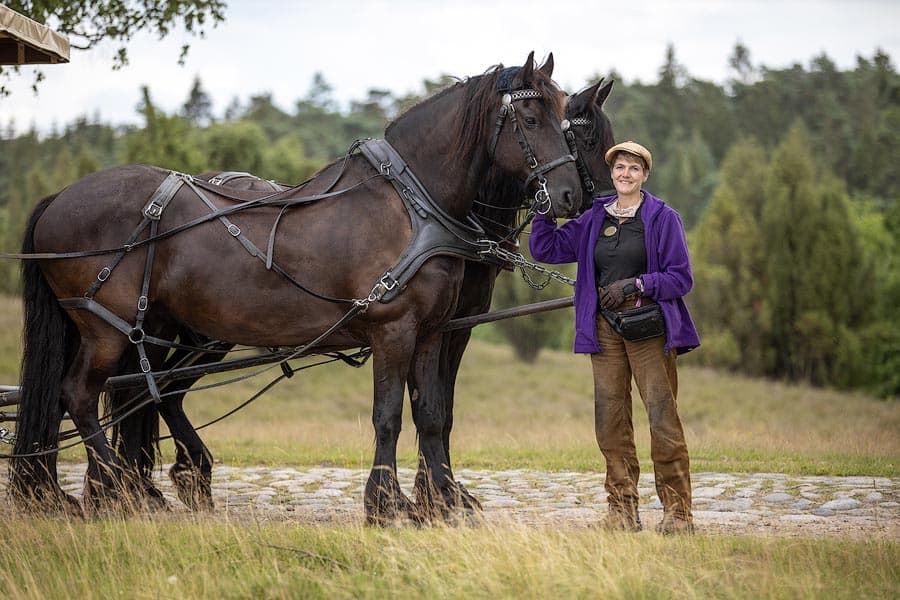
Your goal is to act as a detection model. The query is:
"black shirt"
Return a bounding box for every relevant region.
[594,205,647,287]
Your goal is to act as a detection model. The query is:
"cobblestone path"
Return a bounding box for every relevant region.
[14,464,900,537]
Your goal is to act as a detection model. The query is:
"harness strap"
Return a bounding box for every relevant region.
[143,172,187,219]
[184,177,266,259]
[207,172,286,192]
[358,139,488,303]
[85,218,151,299]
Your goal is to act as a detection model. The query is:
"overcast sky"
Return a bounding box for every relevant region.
[2,0,898,135]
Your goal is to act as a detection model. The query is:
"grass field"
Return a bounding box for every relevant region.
[1,294,898,598]
[5,292,895,476]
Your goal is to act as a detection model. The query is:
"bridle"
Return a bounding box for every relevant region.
[564,115,598,196]
[487,80,575,216]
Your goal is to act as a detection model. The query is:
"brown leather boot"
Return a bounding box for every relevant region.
[599,500,642,532]
[655,513,695,535]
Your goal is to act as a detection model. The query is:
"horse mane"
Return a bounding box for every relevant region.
[386,62,566,163]
[471,166,528,235]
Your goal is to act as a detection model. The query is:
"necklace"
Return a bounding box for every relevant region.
[605,192,644,219]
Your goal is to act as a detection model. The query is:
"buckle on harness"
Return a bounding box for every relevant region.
[368,273,399,302]
[227,223,241,236]
[379,273,398,292]
[144,201,165,219]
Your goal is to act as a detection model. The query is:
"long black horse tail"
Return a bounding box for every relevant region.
[9,193,79,502]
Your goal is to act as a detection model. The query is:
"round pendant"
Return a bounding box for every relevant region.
[604,225,617,237]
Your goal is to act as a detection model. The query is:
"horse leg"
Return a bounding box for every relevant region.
[108,344,169,511]
[411,332,479,521]
[160,389,215,511]
[160,334,230,511]
[63,334,132,513]
[364,328,419,526]
[432,329,482,512]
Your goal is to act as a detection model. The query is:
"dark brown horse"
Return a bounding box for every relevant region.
[421,79,616,511]
[9,53,581,523]
[105,78,617,516]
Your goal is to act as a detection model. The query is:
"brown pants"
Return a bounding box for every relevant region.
[590,300,692,520]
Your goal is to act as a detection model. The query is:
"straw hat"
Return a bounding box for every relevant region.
[604,141,652,172]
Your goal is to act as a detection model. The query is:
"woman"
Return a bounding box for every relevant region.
[529,141,700,534]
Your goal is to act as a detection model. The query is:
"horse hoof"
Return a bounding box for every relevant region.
[169,464,214,511]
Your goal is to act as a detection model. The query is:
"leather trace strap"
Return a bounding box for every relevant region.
[358,139,488,303]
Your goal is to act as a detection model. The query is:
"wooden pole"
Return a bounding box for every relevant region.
[96,296,577,391]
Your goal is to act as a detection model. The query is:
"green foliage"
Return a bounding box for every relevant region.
[1,1,226,96]
[762,123,867,385]
[5,0,226,64]
[123,86,205,172]
[0,47,897,397]
[492,243,576,362]
[203,120,269,173]
[654,127,718,228]
[689,137,771,375]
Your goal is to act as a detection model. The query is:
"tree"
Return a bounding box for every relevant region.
[1,1,226,95]
[202,120,268,173]
[761,123,866,386]
[260,135,322,185]
[654,127,718,229]
[688,137,770,373]
[240,93,292,141]
[123,86,204,172]
[5,1,225,65]
[181,76,214,127]
[728,41,757,87]
[492,245,576,363]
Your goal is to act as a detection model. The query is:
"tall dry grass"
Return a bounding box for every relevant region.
[0,513,897,599]
[0,295,897,475]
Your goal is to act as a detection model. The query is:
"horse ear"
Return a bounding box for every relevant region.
[570,79,603,114]
[521,51,536,84]
[538,52,554,78]
[595,78,615,107]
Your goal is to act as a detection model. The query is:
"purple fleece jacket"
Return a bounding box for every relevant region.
[529,191,700,355]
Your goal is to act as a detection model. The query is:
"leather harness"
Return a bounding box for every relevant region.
[16,79,576,404]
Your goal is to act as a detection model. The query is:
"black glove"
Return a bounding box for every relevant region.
[599,278,639,310]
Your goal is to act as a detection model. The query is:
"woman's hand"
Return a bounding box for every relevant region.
[599,278,639,310]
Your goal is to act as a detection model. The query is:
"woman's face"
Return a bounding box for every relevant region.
[611,154,649,197]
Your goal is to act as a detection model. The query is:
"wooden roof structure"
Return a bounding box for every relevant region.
[0,4,69,65]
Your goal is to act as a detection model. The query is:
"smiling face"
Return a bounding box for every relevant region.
[610,151,649,198]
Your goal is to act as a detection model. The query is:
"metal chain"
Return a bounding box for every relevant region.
[479,241,576,289]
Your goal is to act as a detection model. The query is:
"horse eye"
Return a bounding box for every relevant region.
[523,116,538,128]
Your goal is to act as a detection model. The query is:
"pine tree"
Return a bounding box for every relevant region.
[689,137,770,373]
[761,123,866,385]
